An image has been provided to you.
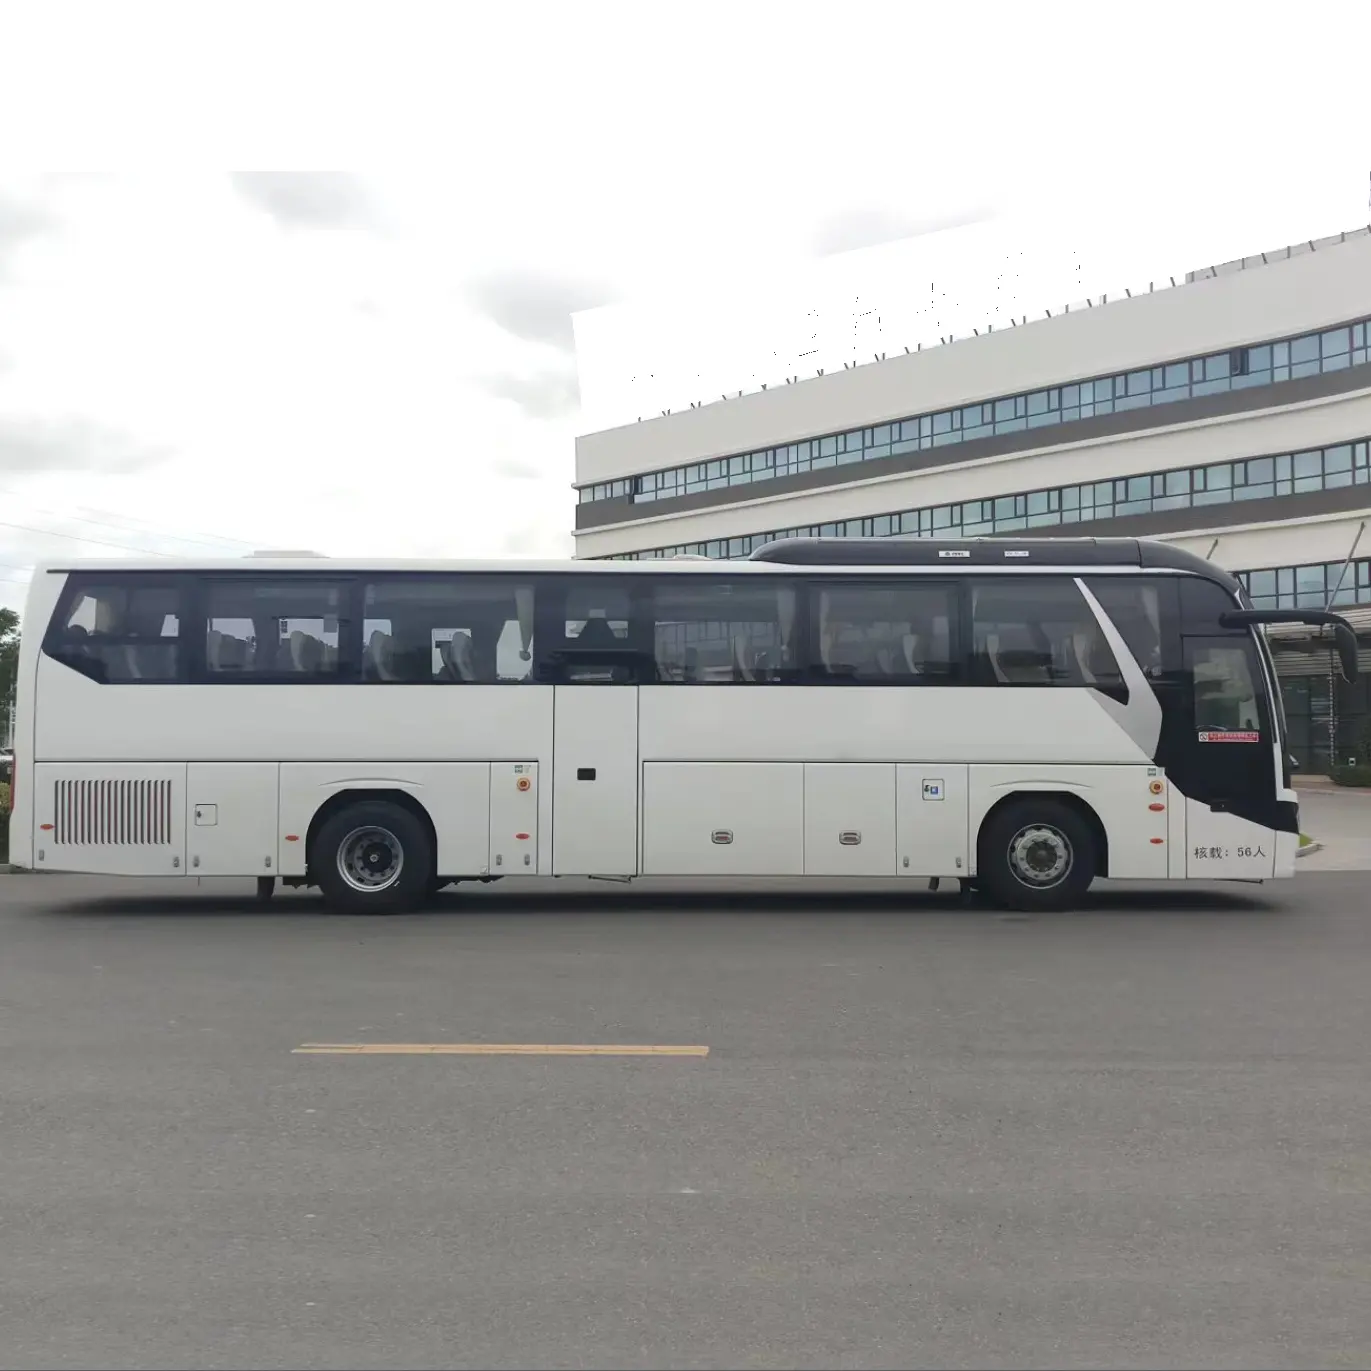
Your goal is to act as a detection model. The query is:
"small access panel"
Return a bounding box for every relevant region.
[187,762,280,877]
[895,764,970,878]
[489,762,539,876]
[803,763,897,877]
[642,762,804,876]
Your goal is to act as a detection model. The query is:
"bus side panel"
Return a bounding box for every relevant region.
[31,762,188,876]
[279,762,493,879]
[1182,799,1278,880]
[1273,827,1299,879]
[894,764,970,878]
[32,666,557,878]
[33,664,553,765]
[552,687,639,877]
[10,570,68,870]
[187,762,280,878]
[968,764,1169,881]
[637,686,1146,765]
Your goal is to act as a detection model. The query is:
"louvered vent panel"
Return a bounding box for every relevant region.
[53,778,173,846]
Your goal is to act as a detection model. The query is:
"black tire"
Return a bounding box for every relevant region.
[976,799,1097,912]
[312,800,433,914]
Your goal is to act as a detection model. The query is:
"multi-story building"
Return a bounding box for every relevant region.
[572,227,1371,771]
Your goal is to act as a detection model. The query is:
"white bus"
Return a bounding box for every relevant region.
[7,537,1357,912]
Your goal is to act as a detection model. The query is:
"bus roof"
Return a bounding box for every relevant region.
[27,536,1236,588]
[750,535,1234,580]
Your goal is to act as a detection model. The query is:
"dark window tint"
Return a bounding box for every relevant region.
[649,578,795,683]
[1179,575,1241,635]
[46,579,182,683]
[205,580,345,678]
[1084,576,1170,676]
[970,577,1123,690]
[1191,643,1263,735]
[809,580,955,682]
[362,577,534,684]
[540,580,644,683]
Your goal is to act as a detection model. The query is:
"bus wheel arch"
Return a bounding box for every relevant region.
[974,791,1107,910]
[306,789,438,914]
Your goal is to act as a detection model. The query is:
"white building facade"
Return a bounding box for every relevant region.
[573,228,1371,771]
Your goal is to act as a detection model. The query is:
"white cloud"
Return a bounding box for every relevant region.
[0,0,1368,617]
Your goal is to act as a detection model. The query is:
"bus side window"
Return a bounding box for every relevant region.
[362,577,536,684]
[45,580,182,684]
[204,580,343,679]
[1084,576,1169,678]
[555,580,639,683]
[648,578,795,684]
[970,578,1124,695]
[808,580,955,683]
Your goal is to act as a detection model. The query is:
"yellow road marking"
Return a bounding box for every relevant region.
[292,1043,710,1057]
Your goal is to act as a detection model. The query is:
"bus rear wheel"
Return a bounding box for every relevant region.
[977,799,1096,912]
[313,800,433,914]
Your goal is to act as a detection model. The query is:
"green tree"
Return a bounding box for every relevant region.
[0,607,18,733]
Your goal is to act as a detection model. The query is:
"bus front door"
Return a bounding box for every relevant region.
[1182,633,1279,880]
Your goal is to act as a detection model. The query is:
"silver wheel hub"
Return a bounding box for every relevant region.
[337,825,404,893]
[1007,823,1072,889]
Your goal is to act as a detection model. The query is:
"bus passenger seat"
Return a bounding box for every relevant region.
[1070,631,1097,684]
[441,632,477,682]
[365,630,398,681]
[984,634,1010,683]
[901,633,924,677]
[732,633,756,682]
[289,631,324,673]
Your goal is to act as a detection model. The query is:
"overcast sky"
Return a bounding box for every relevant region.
[1,0,1369,613]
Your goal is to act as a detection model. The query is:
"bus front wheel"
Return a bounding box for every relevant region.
[313,800,433,914]
[977,799,1096,912]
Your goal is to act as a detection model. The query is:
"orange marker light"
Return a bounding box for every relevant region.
[1149,780,1164,795]
[516,777,531,792]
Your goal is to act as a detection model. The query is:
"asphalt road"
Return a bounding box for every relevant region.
[2,871,1370,1371]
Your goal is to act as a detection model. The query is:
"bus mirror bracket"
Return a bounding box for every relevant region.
[1219,609,1360,683]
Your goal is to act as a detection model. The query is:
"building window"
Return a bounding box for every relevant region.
[1239,558,1371,612]
[577,315,1371,510]
[616,437,1371,566]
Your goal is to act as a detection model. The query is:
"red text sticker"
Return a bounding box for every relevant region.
[1197,730,1260,743]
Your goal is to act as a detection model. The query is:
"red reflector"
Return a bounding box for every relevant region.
[285,834,300,842]
[1148,803,1165,812]
[39,823,53,831]
[1149,837,1164,845]
[515,832,530,840]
